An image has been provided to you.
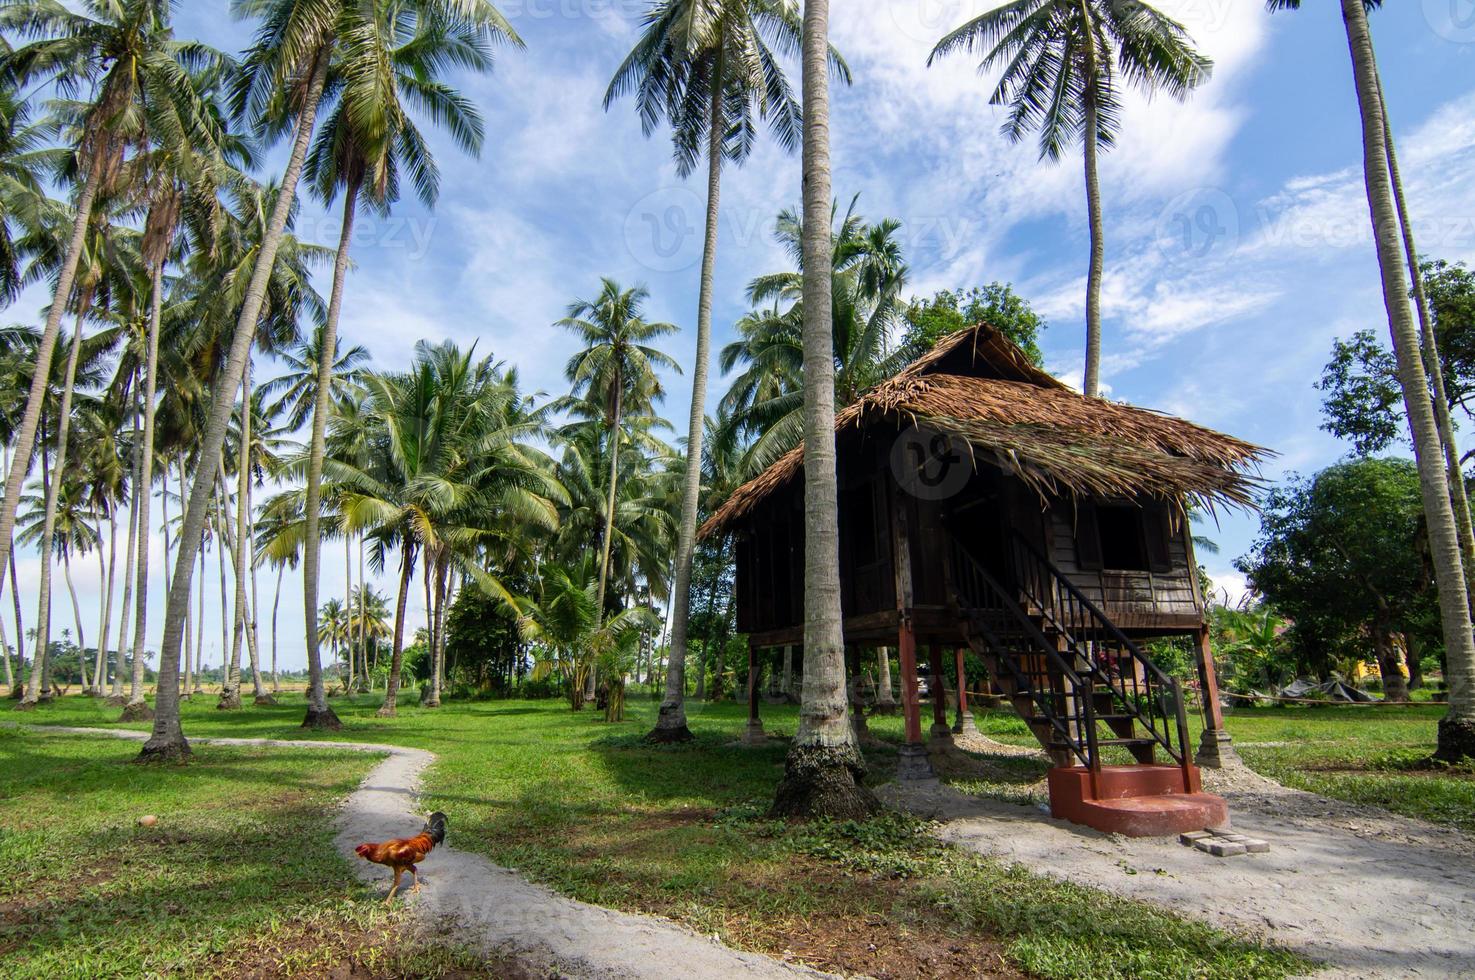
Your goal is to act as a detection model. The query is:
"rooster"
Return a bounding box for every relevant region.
[355,812,447,903]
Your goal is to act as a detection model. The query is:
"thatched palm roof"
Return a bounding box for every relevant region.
[700,325,1268,539]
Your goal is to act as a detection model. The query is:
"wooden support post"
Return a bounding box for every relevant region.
[928,645,951,742]
[1192,625,1234,768]
[898,625,923,745]
[953,646,978,735]
[741,641,765,745]
[892,487,933,779]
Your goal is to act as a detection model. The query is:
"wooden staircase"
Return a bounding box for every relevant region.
[946,533,1227,836]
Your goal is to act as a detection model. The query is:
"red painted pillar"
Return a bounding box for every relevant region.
[898,622,923,746]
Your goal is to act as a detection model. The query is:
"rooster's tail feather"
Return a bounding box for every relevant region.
[426,811,447,846]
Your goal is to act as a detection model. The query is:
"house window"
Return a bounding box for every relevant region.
[1095,506,1150,571]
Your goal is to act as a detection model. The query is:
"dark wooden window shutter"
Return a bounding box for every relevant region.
[1143,504,1173,573]
[1075,504,1103,570]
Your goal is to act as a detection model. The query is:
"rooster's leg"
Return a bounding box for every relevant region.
[409,864,421,893]
[385,867,403,905]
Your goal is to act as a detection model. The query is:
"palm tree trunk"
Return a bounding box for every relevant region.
[123,262,165,719]
[111,386,142,703]
[590,383,624,706]
[64,551,84,686]
[0,585,12,694]
[1,444,17,697]
[246,470,267,703]
[343,528,354,693]
[301,177,359,731]
[378,542,415,718]
[771,0,876,819]
[876,646,894,708]
[219,452,244,710]
[193,532,205,693]
[1079,0,1105,398]
[357,533,366,689]
[140,46,333,761]
[215,485,232,698]
[94,512,115,694]
[1339,0,1475,761]
[1376,76,1475,598]
[20,316,86,710]
[427,552,449,707]
[651,66,726,743]
[0,167,102,595]
[179,462,193,698]
[271,562,283,693]
[7,539,20,698]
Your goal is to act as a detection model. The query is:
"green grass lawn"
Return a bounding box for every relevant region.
[8,691,1311,980]
[0,726,524,978]
[1212,703,1475,833]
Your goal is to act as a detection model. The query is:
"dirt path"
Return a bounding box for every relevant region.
[885,759,1475,980]
[32,726,827,980]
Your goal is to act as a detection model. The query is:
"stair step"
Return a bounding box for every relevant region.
[1095,737,1156,748]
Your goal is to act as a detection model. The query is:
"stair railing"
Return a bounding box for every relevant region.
[1005,530,1193,787]
[946,538,1100,778]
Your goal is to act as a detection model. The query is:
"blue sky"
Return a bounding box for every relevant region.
[12,1,1475,673]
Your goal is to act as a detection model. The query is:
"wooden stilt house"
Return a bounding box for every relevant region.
[700,325,1267,836]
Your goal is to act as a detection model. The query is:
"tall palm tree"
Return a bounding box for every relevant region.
[259,325,368,430]
[296,0,521,728]
[554,280,677,642]
[122,72,235,721]
[317,595,349,684]
[332,342,562,716]
[928,0,1211,397]
[606,0,847,743]
[0,0,221,636]
[16,474,100,695]
[770,0,876,818]
[720,200,908,475]
[139,0,337,761]
[1374,74,1475,598]
[255,489,303,694]
[1267,0,1475,761]
[16,322,87,708]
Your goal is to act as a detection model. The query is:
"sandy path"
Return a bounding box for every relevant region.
[28,726,828,980]
[885,760,1475,980]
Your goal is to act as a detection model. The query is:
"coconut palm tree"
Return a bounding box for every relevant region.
[553,280,677,636]
[295,0,521,728]
[1267,0,1475,761]
[255,490,303,694]
[720,200,908,475]
[770,0,876,818]
[607,0,849,743]
[928,0,1211,397]
[317,596,350,684]
[0,0,223,641]
[332,341,562,716]
[1373,74,1475,598]
[259,325,368,431]
[121,78,237,721]
[139,0,337,760]
[16,474,100,693]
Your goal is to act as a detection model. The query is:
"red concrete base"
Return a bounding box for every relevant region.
[1047,764,1229,837]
